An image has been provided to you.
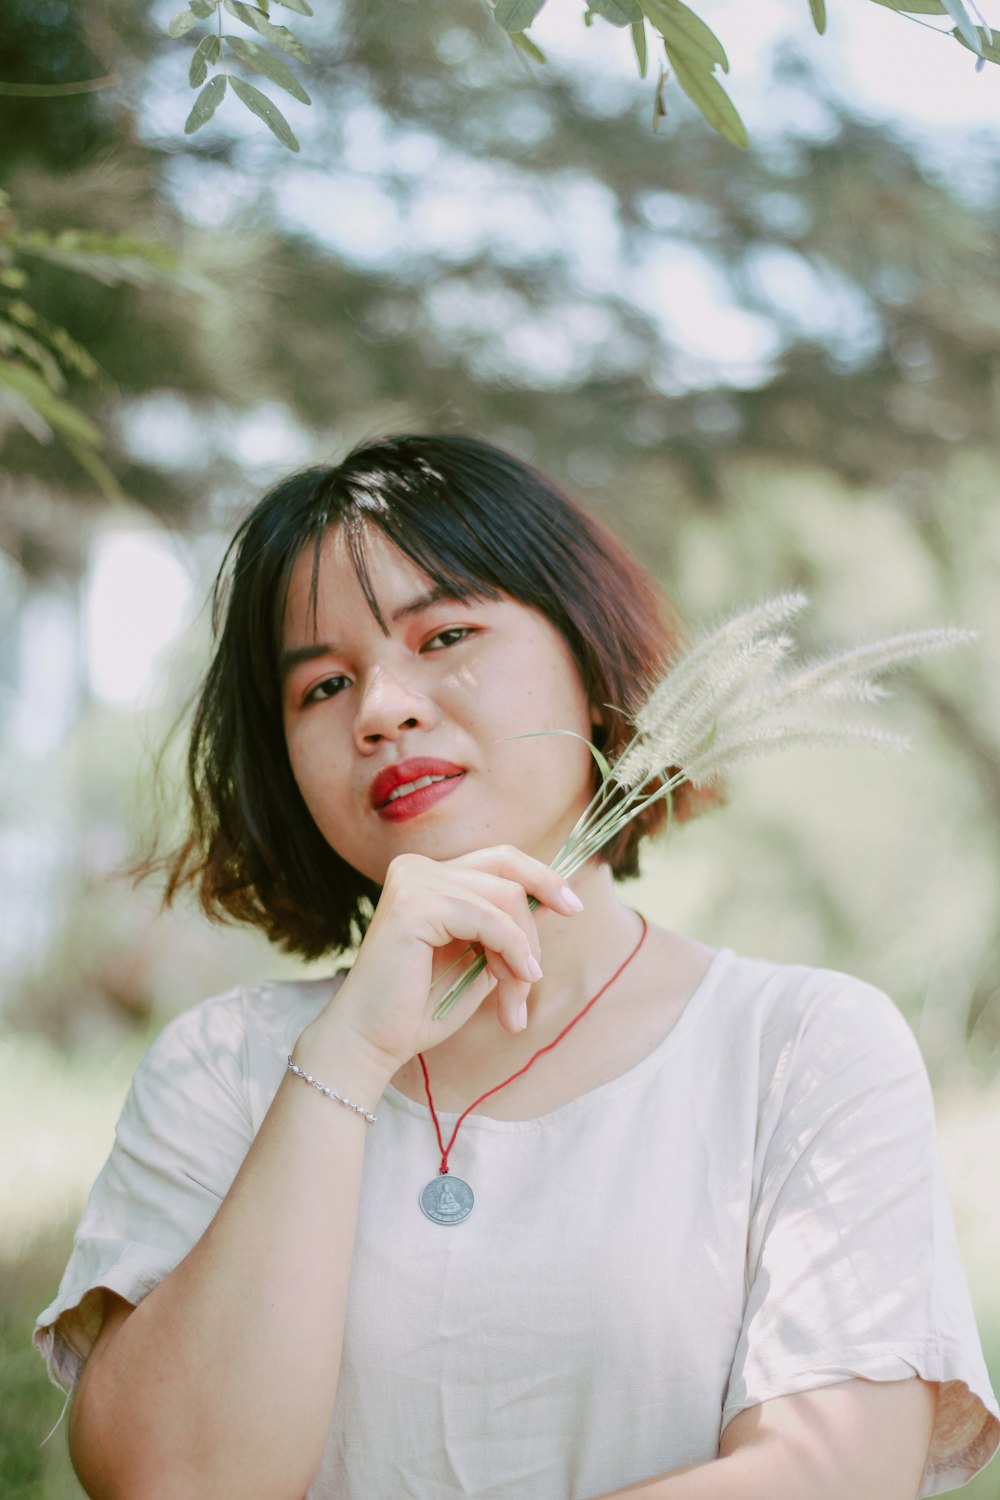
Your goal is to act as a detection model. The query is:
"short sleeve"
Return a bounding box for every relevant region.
[722,977,1000,1497]
[33,989,253,1392]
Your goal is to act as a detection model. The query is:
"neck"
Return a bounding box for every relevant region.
[466,859,643,1040]
[392,860,663,1115]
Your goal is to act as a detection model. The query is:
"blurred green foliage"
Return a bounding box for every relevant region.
[2,0,1000,1493]
[0,189,197,500]
[1,1233,85,1500]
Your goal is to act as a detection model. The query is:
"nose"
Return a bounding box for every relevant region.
[353,665,438,750]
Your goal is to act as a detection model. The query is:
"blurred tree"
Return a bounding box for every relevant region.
[1,0,999,1064]
[2,0,998,568]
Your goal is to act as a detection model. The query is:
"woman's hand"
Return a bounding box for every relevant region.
[311,845,583,1077]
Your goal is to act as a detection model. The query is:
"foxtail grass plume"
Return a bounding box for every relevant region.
[432,596,974,1018]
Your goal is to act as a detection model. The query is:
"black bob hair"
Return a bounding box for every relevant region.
[161,433,717,959]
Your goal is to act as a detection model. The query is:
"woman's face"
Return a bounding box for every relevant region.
[280,525,600,884]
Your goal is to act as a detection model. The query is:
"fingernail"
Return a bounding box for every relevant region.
[517,1001,528,1030]
[560,886,584,912]
[526,954,543,981]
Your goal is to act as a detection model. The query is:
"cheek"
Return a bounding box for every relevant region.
[284,722,345,821]
[529,655,597,737]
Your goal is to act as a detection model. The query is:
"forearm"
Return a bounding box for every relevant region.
[596,1456,757,1500]
[596,1376,936,1500]
[70,1021,391,1500]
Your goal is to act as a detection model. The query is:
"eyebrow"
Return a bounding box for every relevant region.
[280,585,472,680]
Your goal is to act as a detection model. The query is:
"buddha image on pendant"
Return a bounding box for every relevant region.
[420,1175,474,1224]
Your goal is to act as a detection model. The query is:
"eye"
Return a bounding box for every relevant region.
[424,626,477,651]
[302,674,351,705]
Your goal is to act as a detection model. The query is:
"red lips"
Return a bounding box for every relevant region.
[369,758,466,812]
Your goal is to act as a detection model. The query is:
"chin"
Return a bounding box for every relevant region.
[330,804,572,883]
[329,826,485,886]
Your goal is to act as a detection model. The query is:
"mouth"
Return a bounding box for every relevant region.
[370,759,466,823]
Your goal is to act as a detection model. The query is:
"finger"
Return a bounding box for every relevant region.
[427,893,543,988]
[453,845,585,917]
[484,951,531,1033]
[382,855,542,971]
[433,869,544,962]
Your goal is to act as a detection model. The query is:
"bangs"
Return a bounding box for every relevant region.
[289,444,555,644]
[318,439,604,652]
[342,509,503,634]
[283,496,505,655]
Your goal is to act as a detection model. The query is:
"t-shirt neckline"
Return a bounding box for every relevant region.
[383,944,733,1132]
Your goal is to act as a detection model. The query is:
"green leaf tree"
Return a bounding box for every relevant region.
[169,0,311,149]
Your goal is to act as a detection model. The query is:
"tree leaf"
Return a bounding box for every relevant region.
[48,323,100,380]
[0,320,65,391]
[640,0,730,71]
[189,34,222,87]
[190,0,219,16]
[866,0,947,12]
[588,0,643,26]
[952,22,1000,59]
[0,74,118,96]
[809,0,827,33]
[666,56,748,145]
[64,439,127,502]
[940,0,982,50]
[225,35,310,101]
[8,298,38,328]
[230,74,300,150]
[632,17,648,74]
[167,9,202,38]
[0,360,103,445]
[184,73,228,133]
[493,0,547,33]
[223,0,310,62]
[510,30,547,62]
[14,233,181,288]
[639,0,746,145]
[0,372,54,441]
[273,0,313,13]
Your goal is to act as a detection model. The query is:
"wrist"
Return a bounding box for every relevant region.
[292,1013,397,1106]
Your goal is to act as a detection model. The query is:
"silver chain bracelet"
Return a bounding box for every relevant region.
[286,1056,377,1125]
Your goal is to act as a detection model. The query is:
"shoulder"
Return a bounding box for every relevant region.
[716,946,921,1052]
[135,971,347,1106]
[699,946,930,1119]
[149,970,344,1049]
[710,951,934,1160]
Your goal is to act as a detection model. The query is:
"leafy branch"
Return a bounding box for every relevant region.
[165,0,998,152]
[0,74,120,97]
[492,0,1000,148]
[0,194,187,499]
[169,0,313,152]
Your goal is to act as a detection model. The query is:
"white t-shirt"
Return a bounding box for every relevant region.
[35,947,1000,1498]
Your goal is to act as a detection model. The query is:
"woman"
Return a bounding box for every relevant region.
[35,434,999,1499]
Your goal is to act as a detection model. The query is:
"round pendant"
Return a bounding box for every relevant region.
[419,1174,474,1224]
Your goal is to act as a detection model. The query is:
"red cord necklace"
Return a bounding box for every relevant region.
[416,914,649,1224]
